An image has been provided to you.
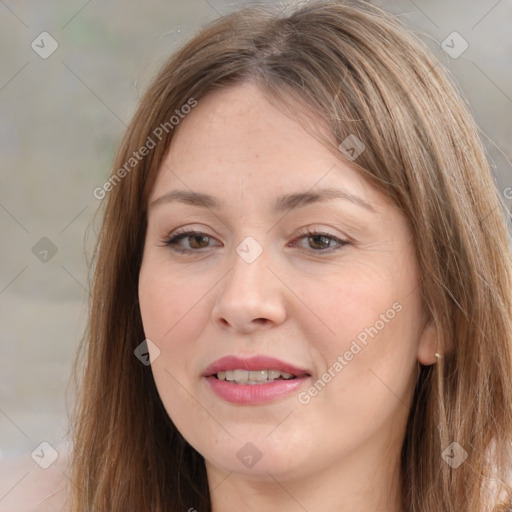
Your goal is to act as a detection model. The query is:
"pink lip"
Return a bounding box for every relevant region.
[203,355,311,405]
[203,355,310,377]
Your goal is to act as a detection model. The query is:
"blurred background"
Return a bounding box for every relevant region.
[0,0,511,502]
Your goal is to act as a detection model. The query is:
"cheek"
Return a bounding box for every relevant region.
[316,297,419,420]
[138,259,214,440]
[294,263,409,358]
[138,258,209,347]
[294,262,421,406]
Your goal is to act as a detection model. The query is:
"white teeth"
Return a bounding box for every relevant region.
[268,369,281,380]
[250,370,268,382]
[216,369,296,384]
[233,369,249,382]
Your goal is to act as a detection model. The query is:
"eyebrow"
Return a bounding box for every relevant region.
[149,187,376,214]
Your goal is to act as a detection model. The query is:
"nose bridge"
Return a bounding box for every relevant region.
[212,234,286,330]
[225,235,269,298]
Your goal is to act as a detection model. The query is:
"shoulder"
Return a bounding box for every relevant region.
[0,446,69,512]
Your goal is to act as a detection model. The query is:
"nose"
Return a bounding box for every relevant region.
[211,244,287,334]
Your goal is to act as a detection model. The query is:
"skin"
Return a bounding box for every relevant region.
[138,82,437,512]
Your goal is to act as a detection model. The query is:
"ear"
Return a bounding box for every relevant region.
[417,321,438,365]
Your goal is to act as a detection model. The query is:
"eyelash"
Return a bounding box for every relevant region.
[162,228,349,255]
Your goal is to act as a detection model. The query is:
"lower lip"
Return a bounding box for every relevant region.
[205,376,309,404]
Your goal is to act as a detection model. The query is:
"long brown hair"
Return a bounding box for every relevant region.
[70,1,512,510]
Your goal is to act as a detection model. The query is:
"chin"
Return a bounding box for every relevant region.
[202,437,313,481]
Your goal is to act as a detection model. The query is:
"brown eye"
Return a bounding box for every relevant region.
[291,230,349,253]
[307,234,334,250]
[188,234,211,249]
[164,231,220,253]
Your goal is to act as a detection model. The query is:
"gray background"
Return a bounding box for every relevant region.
[0,0,511,499]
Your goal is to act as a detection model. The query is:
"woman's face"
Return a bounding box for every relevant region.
[138,83,436,484]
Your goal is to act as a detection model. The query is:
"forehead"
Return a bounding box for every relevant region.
[149,83,376,207]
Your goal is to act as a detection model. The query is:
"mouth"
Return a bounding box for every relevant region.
[203,355,311,404]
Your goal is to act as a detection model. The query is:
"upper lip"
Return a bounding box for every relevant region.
[203,355,311,377]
